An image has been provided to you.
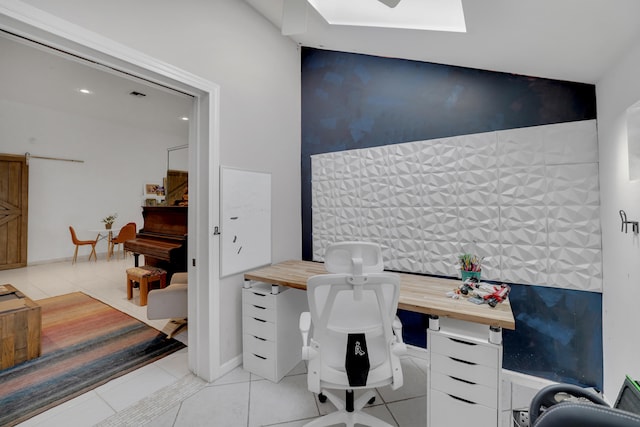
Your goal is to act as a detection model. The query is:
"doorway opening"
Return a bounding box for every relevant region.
[0,4,222,381]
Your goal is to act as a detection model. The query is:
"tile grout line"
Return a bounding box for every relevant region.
[95,374,207,427]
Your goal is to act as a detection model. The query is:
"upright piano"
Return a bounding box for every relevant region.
[124,206,187,280]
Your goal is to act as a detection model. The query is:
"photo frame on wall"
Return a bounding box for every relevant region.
[143,183,164,197]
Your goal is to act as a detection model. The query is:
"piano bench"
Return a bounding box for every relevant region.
[126,266,167,306]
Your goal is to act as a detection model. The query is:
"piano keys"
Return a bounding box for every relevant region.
[124,206,187,280]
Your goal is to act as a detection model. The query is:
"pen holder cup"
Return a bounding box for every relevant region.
[461,270,481,282]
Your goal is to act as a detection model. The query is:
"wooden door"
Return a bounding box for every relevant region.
[0,154,28,270]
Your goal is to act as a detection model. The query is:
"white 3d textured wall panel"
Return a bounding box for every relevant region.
[311,120,601,292]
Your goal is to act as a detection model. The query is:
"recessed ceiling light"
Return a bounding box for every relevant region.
[307,0,466,32]
[181,117,189,121]
[79,88,92,94]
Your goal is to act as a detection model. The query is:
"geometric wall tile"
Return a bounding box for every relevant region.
[457,131,498,171]
[500,205,547,246]
[421,171,457,206]
[361,146,389,178]
[311,120,602,292]
[548,246,602,291]
[499,166,546,206]
[496,125,545,167]
[420,207,458,241]
[388,174,422,207]
[387,238,424,273]
[472,242,501,282]
[424,240,460,277]
[360,207,393,240]
[418,137,458,172]
[359,177,391,208]
[388,207,423,240]
[500,244,549,286]
[332,207,361,238]
[388,142,423,175]
[543,120,598,165]
[333,150,362,180]
[545,164,600,207]
[547,205,601,249]
[458,205,500,244]
[457,168,499,207]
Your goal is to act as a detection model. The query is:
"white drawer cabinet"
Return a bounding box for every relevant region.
[242,281,307,382]
[427,317,503,427]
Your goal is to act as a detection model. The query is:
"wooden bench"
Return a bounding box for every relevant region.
[126,266,167,306]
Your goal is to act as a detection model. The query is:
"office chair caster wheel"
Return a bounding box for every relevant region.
[318,393,327,403]
[367,396,376,405]
[529,383,608,425]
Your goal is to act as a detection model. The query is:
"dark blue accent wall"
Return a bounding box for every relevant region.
[301,47,601,388]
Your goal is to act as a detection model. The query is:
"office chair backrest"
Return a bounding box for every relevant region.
[534,402,640,427]
[306,242,400,387]
[530,383,640,427]
[323,241,384,274]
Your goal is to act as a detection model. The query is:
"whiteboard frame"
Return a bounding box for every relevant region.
[220,166,272,277]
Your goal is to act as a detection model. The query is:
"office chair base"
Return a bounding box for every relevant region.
[304,389,393,427]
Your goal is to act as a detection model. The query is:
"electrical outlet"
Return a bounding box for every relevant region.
[512,409,530,427]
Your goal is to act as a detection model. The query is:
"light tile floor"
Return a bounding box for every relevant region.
[0,254,427,427]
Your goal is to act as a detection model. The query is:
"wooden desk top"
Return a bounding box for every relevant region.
[244,260,515,330]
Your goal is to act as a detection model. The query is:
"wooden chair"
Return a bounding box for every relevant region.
[108,222,136,261]
[69,226,97,264]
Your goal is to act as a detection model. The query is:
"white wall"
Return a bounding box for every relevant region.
[1,98,184,263]
[597,36,640,398]
[15,0,302,365]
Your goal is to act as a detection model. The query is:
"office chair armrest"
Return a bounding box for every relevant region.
[393,316,405,343]
[391,315,407,355]
[300,312,311,336]
[300,312,318,360]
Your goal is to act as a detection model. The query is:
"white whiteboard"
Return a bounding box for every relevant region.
[220,166,271,277]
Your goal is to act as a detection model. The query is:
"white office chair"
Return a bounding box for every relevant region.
[300,242,406,427]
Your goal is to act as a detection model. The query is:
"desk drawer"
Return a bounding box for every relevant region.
[429,388,496,427]
[243,351,276,381]
[243,288,277,310]
[243,302,276,323]
[430,352,498,389]
[430,370,497,408]
[243,316,276,341]
[243,333,275,359]
[430,333,498,368]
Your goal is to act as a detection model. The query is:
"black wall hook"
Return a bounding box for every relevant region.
[620,210,639,234]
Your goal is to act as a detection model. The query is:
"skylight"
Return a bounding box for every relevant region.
[307,0,466,32]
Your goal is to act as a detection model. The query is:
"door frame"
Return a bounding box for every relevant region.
[0,1,222,381]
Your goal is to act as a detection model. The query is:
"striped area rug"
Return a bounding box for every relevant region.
[0,292,186,426]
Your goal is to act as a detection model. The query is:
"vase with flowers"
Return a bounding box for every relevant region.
[102,213,118,230]
[458,253,482,282]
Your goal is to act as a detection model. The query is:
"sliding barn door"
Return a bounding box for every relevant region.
[0,154,28,270]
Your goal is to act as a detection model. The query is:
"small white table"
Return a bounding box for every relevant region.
[89,226,122,260]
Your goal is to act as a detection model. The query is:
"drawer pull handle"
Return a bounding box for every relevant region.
[253,317,267,323]
[449,356,476,366]
[253,335,266,341]
[449,338,477,346]
[450,375,476,385]
[253,353,267,360]
[448,394,476,405]
[252,292,266,297]
[252,305,266,310]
